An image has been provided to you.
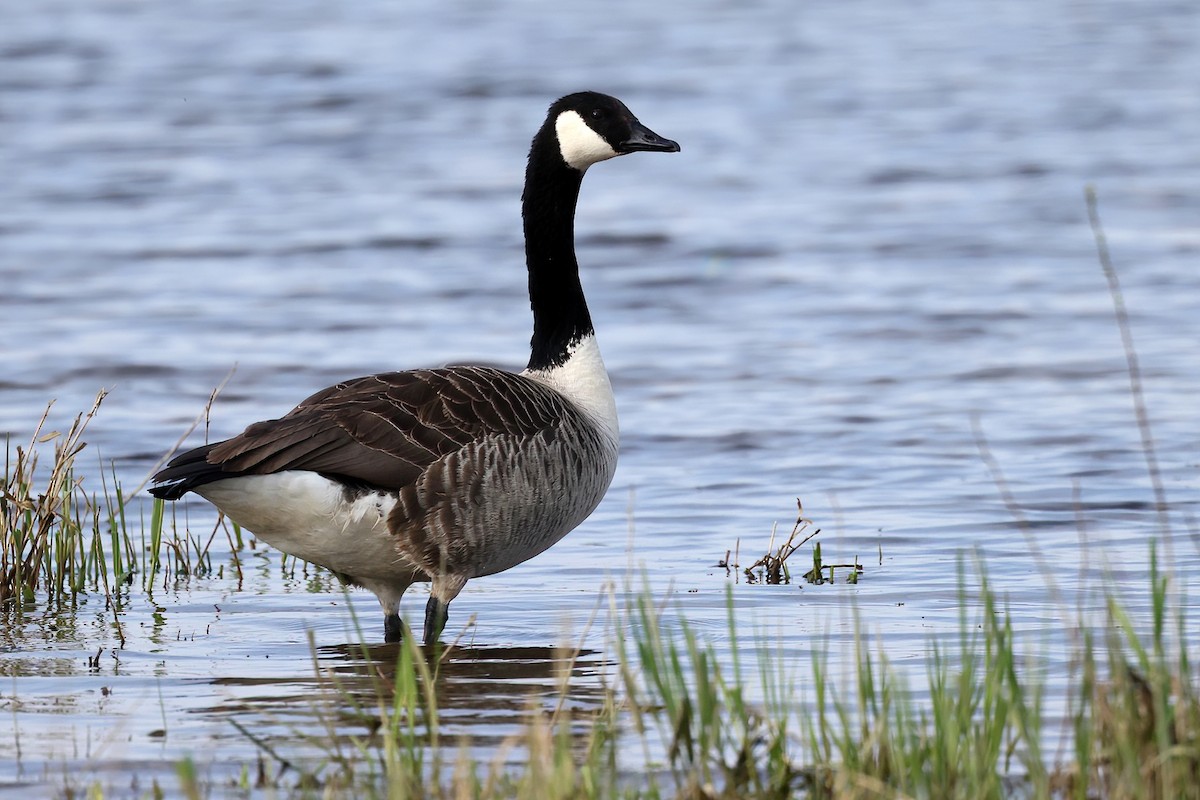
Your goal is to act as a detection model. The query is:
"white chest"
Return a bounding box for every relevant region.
[521,334,619,445]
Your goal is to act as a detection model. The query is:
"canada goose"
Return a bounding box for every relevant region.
[149,92,679,645]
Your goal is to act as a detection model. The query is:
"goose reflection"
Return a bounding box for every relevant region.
[204,641,609,756]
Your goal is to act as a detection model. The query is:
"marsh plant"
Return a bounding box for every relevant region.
[1,391,113,609]
[1,391,238,630]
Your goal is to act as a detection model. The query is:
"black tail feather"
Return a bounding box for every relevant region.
[148,442,226,500]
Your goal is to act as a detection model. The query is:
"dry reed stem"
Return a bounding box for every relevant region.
[744,499,822,584]
[1,389,107,605]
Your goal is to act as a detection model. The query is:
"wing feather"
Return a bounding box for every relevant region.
[151,366,572,496]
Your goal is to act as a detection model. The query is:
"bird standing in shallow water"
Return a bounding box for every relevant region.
[150,92,679,645]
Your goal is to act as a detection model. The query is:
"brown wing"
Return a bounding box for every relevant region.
[151,366,571,496]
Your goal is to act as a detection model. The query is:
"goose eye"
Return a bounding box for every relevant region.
[589,108,605,120]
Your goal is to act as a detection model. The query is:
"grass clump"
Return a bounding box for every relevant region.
[1,391,112,609]
[1061,548,1200,798]
[801,565,1043,800]
[2,391,238,631]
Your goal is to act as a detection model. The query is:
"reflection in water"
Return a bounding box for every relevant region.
[203,642,609,759]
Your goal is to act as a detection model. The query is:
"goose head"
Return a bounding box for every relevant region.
[549,91,681,172]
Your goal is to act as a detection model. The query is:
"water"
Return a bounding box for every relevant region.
[2,0,1198,793]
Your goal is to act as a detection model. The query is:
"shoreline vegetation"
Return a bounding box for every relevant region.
[3,398,1197,799]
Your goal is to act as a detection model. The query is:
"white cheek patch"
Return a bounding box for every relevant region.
[555,110,619,171]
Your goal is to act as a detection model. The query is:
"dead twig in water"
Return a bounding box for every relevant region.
[743,499,822,585]
[723,499,864,585]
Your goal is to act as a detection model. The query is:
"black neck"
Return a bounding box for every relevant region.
[522,125,593,372]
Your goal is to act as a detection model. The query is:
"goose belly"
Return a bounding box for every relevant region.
[196,472,420,583]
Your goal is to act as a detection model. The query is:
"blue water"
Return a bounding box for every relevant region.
[2,0,1198,794]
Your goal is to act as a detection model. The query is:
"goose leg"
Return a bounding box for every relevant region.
[360,578,413,644]
[384,613,403,643]
[423,596,448,645]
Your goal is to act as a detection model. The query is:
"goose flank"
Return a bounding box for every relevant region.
[149,92,679,645]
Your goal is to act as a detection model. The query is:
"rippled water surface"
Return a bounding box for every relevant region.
[2,0,1198,794]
